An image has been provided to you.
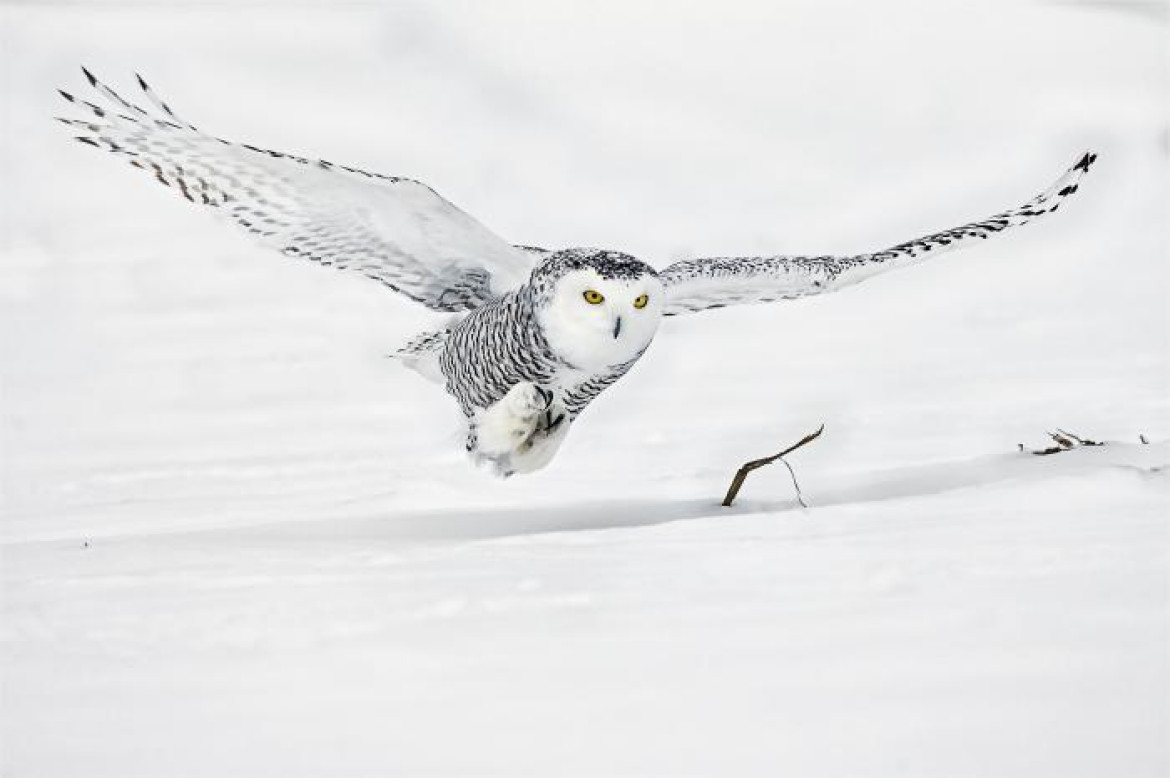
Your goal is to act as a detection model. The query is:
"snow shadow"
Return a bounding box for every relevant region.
[250,496,749,545]
[331,442,1165,544]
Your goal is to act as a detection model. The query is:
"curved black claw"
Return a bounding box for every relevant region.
[533,386,554,411]
[545,410,566,433]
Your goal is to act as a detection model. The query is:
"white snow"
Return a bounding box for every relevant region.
[1,2,1167,776]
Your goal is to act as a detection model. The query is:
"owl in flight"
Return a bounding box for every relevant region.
[58,70,1096,476]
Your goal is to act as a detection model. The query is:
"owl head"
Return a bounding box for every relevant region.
[531,248,664,371]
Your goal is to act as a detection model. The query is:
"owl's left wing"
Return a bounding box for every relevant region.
[57,69,536,312]
[659,152,1096,316]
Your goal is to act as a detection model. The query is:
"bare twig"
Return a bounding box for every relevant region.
[1030,445,1066,456]
[1025,428,1106,456]
[1056,428,1102,447]
[778,457,809,508]
[722,424,825,508]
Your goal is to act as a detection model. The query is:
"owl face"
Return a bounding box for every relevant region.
[535,255,664,372]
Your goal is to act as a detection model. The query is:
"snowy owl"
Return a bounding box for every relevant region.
[58,70,1096,475]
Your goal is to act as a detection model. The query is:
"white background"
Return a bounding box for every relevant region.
[1,2,1167,776]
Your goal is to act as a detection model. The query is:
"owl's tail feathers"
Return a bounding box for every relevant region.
[390,325,453,384]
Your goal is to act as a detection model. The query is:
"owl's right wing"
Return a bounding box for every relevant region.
[659,152,1097,316]
[57,69,536,312]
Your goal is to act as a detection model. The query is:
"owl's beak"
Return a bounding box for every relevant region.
[612,316,622,339]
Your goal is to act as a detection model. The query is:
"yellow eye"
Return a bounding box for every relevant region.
[633,294,649,309]
[583,290,604,304]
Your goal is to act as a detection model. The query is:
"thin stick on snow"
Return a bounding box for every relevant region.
[1025,428,1106,456]
[721,424,825,508]
[1056,428,1102,447]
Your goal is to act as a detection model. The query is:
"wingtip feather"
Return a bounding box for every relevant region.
[1073,150,1098,173]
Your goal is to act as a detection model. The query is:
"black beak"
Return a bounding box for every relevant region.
[612,316,622,339]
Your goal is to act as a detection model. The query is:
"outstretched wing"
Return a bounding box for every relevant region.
[660,152,1097,316]
[57,69,536,312]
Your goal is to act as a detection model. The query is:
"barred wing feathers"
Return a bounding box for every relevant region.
[57,69,534,312]
[660,152,1097,316]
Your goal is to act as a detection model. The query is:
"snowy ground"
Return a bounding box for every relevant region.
[2,2,1167,776]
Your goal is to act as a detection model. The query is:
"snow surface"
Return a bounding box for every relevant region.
[1,2,1167,776]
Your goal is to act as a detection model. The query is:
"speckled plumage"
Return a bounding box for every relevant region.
[435,250,652,455]
[59,70,1098,475]
[658,151,1096,315]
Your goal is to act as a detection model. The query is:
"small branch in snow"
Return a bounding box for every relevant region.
[1056,428,1102,447]
[1025,429,1105,456]
[722,424,825,508]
